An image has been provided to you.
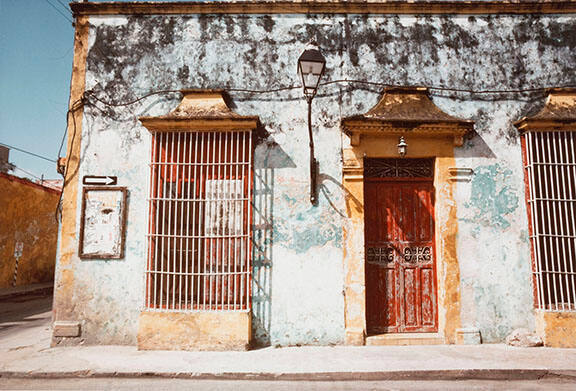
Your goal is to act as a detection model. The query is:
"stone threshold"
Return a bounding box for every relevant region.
[366,333,445,346]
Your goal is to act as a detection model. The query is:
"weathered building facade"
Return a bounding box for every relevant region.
[52,1,576,349]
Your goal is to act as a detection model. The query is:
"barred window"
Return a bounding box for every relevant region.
[146,131,252,311]
[522,131,576,311]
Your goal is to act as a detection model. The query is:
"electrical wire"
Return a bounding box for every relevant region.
[82,80,576,110]
[55,0,72,15]
[319,79,576,94]
[85,89,182,108]
[55,97,85,222]
[0,142,57,163]
[44,0,74,24]
[57,78,575,220]
[227,85,300,94]
[57,98,84,158]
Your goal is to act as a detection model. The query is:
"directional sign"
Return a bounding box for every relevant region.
[83,175,118,186]
[14,242,23,258]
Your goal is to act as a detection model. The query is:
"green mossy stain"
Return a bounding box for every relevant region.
[273,194,342,254]
[463,165,519,230]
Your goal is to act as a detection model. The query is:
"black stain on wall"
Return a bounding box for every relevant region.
[85,14,576,147]
[177,64,189,83]
[260,15,275,33]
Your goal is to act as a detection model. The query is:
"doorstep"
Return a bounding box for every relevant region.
[366,333,445,346]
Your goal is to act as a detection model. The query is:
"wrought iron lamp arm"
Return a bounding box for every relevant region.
[307,96,318,205]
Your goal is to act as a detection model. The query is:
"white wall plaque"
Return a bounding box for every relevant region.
[79,187,127,259]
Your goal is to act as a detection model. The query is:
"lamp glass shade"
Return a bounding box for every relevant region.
[397,137,407,157]
[298,45,326,98]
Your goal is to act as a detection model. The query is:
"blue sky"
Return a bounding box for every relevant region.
[0,1,207,181]
[0,0,74,181]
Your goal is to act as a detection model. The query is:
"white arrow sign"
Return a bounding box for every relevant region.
[83,176,117,186]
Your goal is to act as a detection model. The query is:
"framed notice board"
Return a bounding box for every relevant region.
[79,187,128,259]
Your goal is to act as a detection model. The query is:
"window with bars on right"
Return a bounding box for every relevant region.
[522,130,576,311]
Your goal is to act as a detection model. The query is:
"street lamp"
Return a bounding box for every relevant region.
[397,136,407,157]
[298,42,326,205]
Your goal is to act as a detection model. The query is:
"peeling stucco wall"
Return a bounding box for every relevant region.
[0,173,60,289]
[59,11,576,346]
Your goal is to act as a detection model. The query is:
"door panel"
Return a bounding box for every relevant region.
[365,178,437,334]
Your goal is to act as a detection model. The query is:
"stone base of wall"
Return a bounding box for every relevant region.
[455,327,481,345]
[345,328,365,345]
[535,310,576,348]
[137,311,251,351]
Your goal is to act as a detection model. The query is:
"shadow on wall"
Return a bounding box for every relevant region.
[318,173,360,218]
[251,137,295,348]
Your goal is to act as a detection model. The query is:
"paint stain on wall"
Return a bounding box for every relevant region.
[463,164,519,231]
[273,192,343,254]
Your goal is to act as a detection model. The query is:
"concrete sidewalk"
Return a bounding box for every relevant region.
[2,331,576,380]
[1,292,575,381]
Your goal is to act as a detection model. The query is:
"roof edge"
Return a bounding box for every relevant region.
[71,1,576,16]
[0,172,62,195]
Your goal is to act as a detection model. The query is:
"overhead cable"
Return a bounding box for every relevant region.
[0,142,57,163]
[44,0,74,24]
[83,80,576,109]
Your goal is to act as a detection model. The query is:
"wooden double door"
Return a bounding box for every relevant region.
[364,159,438,334]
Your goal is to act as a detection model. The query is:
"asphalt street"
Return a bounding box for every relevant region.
[1,378,576,390]
[0,291,52,345]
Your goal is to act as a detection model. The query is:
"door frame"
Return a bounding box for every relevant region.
[342,135,462,345]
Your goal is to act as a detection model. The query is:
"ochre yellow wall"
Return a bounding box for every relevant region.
[51,15,89,346]
[0,173,60,289]
[138,311,252,350]
[536,310,576,348]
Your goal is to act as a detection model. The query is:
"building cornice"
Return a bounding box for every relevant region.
[342,87,474,146]
[71,1,576,17]
[515,88,576,132]
[139,90,260,132]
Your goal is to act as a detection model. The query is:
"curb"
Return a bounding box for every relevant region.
[1,369,576,381]
[0,285,53,300]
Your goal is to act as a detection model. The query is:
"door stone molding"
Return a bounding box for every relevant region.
[341,88,473,345]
